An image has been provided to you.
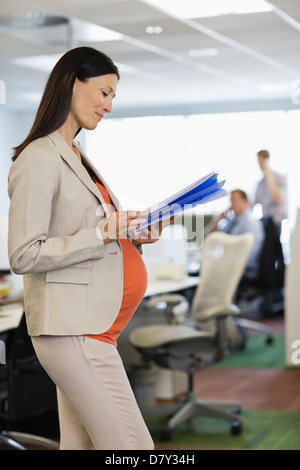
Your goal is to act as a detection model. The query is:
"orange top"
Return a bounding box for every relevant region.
[85,181,147,346]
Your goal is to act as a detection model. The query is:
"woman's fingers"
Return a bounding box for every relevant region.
[99,210,149,243]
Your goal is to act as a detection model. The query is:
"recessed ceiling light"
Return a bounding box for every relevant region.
[142,0,273,18]
[145,25,163,34]
[12,54,62,73]
[1,14,122,43]
[70,18,122,42]
[188,48,219,58]
[0,12,68,29]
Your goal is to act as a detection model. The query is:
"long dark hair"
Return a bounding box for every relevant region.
[12,47,119,161]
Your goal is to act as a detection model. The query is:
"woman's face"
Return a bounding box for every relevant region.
[70,74,118,130]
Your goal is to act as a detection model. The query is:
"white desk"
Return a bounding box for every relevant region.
[0,277,199,334]
[145,276,199,297]
[0,302,24,333]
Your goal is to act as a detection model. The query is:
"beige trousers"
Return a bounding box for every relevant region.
[32,335,154,450]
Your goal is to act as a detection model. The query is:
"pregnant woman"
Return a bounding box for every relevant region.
[8,46,166,450]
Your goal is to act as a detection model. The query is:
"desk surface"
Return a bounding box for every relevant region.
[0,302,24,333]
[0,277,199,333]
[145,276,199,297]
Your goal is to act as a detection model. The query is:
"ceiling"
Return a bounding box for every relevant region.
[1,0,300,117]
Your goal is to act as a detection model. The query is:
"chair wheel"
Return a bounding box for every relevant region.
[232,406,242,415]
[266,335,274,345]
[161,427,172,441]
[231,420,242,436]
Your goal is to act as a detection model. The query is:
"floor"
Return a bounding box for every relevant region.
[193,316,300,413]
[1,315,299,450]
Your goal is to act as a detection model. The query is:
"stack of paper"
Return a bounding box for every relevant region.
[138,171,226,230]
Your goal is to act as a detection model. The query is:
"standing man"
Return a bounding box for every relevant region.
[254,149,287,235]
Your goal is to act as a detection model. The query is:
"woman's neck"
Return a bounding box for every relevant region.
[57,124,81,162]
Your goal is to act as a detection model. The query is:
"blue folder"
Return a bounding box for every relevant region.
[138,171,227,230]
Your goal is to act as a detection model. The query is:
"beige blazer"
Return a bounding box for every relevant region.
[8,131,133,336]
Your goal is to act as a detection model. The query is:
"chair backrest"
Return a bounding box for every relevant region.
[191,231,254,322]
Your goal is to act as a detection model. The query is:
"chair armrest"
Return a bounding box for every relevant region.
[195,303,240,322]
[144,294,187,309]
[144,294,189,324]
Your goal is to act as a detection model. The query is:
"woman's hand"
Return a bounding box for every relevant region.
[98,210,149,244]
[132,215,175,245]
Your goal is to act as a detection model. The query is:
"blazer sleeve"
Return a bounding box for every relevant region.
[8,143,105,275]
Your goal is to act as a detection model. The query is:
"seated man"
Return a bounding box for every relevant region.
[206,189,265,283]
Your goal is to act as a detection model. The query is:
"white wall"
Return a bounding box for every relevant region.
[0,110,17,217]
[0,109,36,298]
[0,109,36,216]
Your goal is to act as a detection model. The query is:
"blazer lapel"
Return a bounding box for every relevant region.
[72,139,122,212]
[48,131,122,216]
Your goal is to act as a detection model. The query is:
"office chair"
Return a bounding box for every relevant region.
[236,216,285,320]
[129,232,255,440]
[0,313,59,450]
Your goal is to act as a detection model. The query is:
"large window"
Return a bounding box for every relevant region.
[84,109,300,230]
[84,115,188,211]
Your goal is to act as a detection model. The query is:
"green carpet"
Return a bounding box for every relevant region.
[146,409,300,450]
[145,332,300,450]
[216,333,286,369]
